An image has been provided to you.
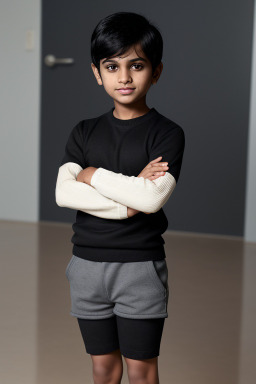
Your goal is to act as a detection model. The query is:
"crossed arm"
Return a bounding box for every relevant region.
[55,162,176,219]
[55,162,128,219]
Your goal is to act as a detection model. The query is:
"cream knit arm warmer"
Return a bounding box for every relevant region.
[55,162,128,220]
[90,168,177,214]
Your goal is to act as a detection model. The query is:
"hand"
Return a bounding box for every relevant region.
[76,167,97,185]
[127,156,169,217]
[138,156,169,181]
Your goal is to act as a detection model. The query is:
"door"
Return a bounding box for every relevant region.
[40,1,110,223]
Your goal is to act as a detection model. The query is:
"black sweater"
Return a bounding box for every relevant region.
[56,107,185,262]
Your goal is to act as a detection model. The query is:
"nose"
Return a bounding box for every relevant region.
[118,68,132,84]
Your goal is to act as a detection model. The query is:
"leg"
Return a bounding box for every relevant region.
[116,316,165,384]
[124,356,159,384]
[91,349,123,384]
[77,316,123,384]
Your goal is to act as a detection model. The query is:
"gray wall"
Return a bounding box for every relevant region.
[245,0,256,242]
[156,0,254,238]
[0,0,41,222]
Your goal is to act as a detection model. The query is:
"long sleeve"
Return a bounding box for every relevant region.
[55,162,128,219]
[91,168,176,213]
[90,124,185,213]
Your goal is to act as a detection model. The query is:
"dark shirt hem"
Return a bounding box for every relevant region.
[73,245,166,262]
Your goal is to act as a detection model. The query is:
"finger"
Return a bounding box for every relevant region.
[149,156,162,164]
[151,163,169,169]
[148,176,157,180]
[145,170,165,178]
[149,166,168,174]
[153,171,166,176]
[148,174,164,180]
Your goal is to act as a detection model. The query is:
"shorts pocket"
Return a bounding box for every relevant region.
[65,255,78,279]
[146,259,168,294]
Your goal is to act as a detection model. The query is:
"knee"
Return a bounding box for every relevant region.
[127,368,148,383]
[126,358,159,384]
[92,357,123,384]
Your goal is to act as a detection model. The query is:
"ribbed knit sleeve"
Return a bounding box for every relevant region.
[91,168,176,213]
[55,162,128,219]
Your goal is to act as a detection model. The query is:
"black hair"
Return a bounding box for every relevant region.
[91,12,163,78]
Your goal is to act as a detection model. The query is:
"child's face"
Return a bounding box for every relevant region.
[91,43,163,107]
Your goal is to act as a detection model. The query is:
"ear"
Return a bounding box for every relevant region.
[91,63,103,86]
[152,62,163,85]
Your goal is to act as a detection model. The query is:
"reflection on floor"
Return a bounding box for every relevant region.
[0,220,255,384]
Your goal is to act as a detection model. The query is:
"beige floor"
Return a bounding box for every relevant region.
[0,220,255,384]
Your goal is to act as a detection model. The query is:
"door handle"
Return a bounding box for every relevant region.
[44,54,74,67]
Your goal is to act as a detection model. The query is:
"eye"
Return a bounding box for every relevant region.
[106,64,144,71]
[132,64,143,70]
[106,64,117,71]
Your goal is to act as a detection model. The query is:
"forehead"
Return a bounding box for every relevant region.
[101,46,148,65]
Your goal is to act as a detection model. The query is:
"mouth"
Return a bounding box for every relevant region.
[116,88,135,94]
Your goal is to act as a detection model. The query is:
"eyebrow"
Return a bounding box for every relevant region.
[102,57,147,64]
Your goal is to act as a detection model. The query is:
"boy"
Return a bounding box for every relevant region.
[55,11,185,384]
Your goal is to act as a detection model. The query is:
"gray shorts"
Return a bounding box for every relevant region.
[65,255,169,320]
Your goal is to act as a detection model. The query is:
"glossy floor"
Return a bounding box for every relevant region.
[0,220,255,384]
